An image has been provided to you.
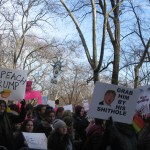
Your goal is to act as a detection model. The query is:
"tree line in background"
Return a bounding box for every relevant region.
[0,0,149,106]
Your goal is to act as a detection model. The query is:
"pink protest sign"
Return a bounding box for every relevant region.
[25,91,42,104]
[18,90,42,108]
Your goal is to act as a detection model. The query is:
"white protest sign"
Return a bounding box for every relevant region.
[0,68,28,101]
[88,82,139,124]
[83,99,89,111]
[63,104,73,112]
[136,85,150,116]
[42,95,48,104]
[47,100,55,108]
[22,132,47,150]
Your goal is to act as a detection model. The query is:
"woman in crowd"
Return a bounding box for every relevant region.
[55,107,64,119]
[63,116,75,140]
[14,119,34,150]
[48,119,74,150]
[0,99,26,150]
[73,105,89,149]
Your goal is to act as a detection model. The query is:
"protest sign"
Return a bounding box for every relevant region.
[82,99,89,111]
[88,82,139,124]
[42,95,48,104]
[0,68,28,101]
[136,85,150,117]
[26,81,32,92]
[47,100,55,108]
[63,104,73,112]
[22,132,47,150]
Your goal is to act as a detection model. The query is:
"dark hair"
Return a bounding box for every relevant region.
[26,103,34,111]
[63,116,73,127]
[45,108,55,117]
[105,90,116,97]
[46,105,54,112]
[95,118,103,125]
[0,100,6,107]
[0,100,7,113]
[55,107,64,116]
[75,105,84,116]
[8,104,20,113]
[35,104,46,113]
[21,119,34,132]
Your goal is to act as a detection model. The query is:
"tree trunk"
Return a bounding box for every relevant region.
[111,0,120,85]
[94,70,99,83]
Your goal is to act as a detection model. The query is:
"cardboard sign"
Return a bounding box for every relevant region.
[63,104,73,112]
[0,68,28,101]
[22,132,47,150]
[88,82,139,124]
[136,85,150,116]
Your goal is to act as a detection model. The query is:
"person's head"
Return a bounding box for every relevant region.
[94,118,103,125]
[104,90,116,106]
[21,119,34,133]
[36,104,47,117]
[53,119,67,135]
[63,116,74,134]
[45,109,55,124]
[75,105,85,117]
[0,100,7,114]
[62,110,72,118]
[55,107,64,118]
[14,123,22,131]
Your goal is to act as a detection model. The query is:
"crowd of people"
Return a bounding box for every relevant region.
[0,99,150,150]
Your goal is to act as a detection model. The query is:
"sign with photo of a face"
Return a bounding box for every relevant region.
[88,82,139,124]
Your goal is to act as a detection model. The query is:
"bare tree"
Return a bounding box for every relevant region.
[118,0,150,88]
[54,62,93,106]
[0,0,56,69]
[59,0,123,85]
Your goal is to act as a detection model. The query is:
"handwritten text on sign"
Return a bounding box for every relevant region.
[0,68,28,100]
[22,132,47,150]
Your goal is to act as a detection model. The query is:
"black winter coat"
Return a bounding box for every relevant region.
[102,122,137,150]
[47,130,74,150]
[0,105,26,150]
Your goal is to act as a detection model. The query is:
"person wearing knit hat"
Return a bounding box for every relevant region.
[53,119,67,130]
[48,119,75,150]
